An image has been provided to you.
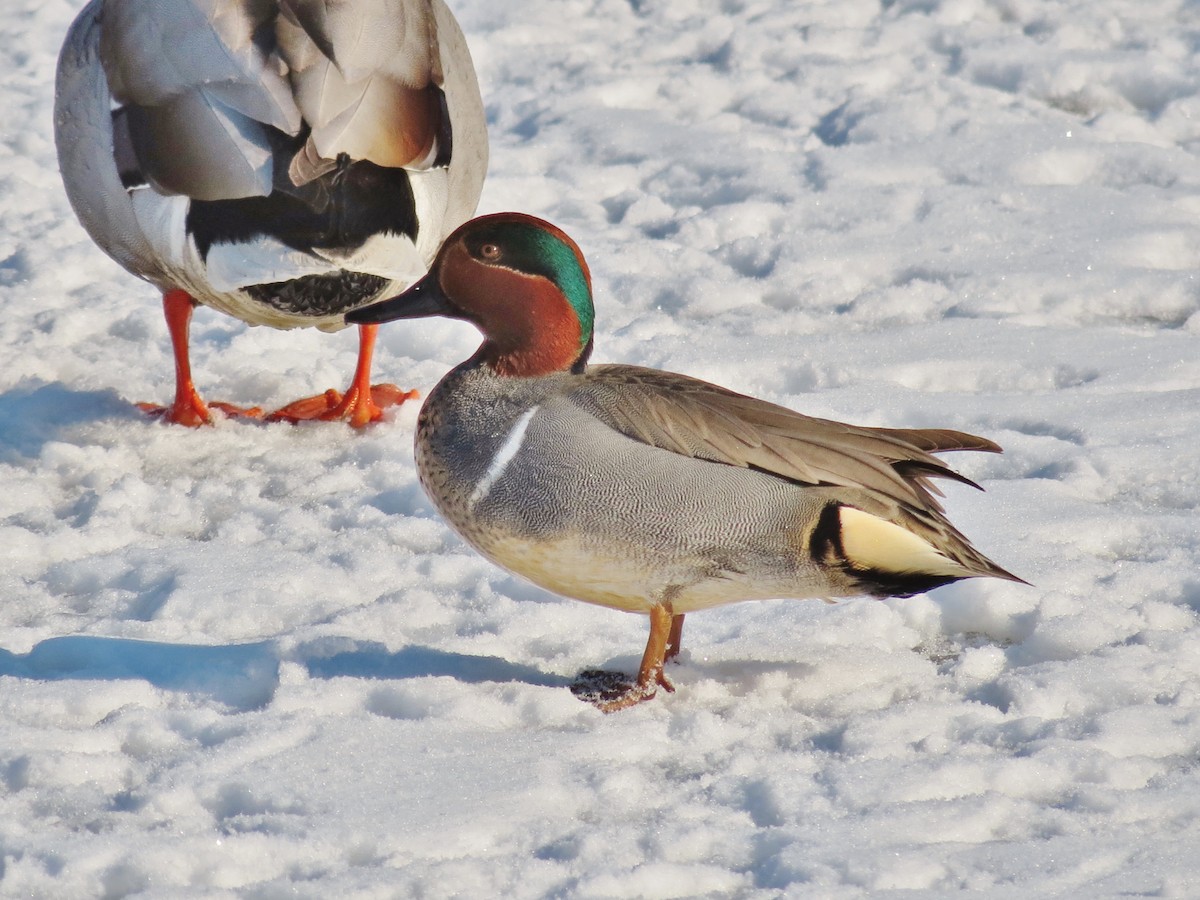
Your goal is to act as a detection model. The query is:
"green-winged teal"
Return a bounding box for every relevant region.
[348,213,1024,711]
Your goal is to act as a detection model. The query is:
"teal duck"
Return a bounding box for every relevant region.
[348,213,1024,710]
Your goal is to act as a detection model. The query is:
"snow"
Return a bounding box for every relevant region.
[3,0,1200,895]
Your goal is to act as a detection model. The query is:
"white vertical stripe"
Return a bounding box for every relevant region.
[469,406,539,508]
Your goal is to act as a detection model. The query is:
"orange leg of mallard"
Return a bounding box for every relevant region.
[597,603,678,713]
[137,289,263,426]
[267,323,418,428]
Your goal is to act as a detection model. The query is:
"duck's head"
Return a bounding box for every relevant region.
[347,213,594,376]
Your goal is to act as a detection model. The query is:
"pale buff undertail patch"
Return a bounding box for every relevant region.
[838,506,969,578]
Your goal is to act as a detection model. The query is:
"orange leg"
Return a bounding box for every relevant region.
[665,613,685,663]
[597,603,677,713]
[267,324,418,428]
[137,289,262,426]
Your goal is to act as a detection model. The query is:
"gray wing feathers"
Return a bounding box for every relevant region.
[88,0,466,199]
[55,1,163,281]
[100,0,300,200]
[100,0,297,129]
[280,0,436,85]
[428,0,487,230]
[278,0,449,181]
[574,365,1000,511]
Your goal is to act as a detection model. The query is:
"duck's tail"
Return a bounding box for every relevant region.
[809,499,1027,599]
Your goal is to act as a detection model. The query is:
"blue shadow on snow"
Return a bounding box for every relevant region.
[0,381,134,459]
[0,636,279,711]
[302,640,573,688]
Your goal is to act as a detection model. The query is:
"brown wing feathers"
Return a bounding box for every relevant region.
[578,365,1000,511]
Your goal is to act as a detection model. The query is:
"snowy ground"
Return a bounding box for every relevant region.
[3,0,1200,896]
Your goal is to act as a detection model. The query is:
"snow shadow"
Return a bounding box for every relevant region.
[0,381,133,458]
[0,636,279,710]
[300,640,573,688]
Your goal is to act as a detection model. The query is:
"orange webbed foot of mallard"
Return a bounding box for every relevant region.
[266,322,418,427]
[266,384,419,428]
[136,396,263,427]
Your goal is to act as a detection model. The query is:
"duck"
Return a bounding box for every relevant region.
[347,213,1025,711]
[54,0,488,427]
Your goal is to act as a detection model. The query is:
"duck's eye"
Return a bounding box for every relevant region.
[479,243,501,261]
